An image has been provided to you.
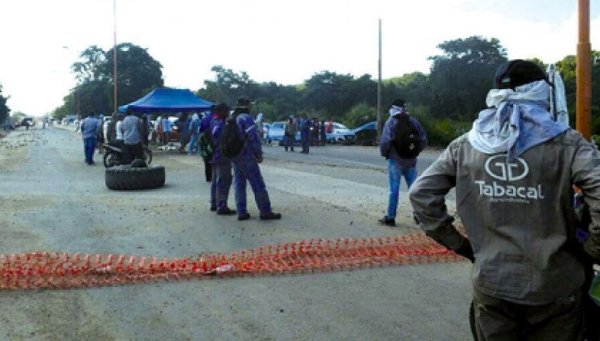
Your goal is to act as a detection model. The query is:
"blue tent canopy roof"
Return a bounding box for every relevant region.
[118,88,213,113]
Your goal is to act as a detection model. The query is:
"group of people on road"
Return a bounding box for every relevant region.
[281,115,331,154]
[379,60,599,339]
[73,60,600,339]
[199,97,281,221]
[80,109,147,165]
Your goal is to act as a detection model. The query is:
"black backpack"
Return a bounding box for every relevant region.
[393,114,421,158]
[219,114,245,158]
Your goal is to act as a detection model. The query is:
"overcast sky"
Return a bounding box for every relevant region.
[0,0,599,116]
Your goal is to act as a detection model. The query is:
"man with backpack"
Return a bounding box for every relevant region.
[378,98,427,227]
[220,97,281,221]
[204,103,236,215]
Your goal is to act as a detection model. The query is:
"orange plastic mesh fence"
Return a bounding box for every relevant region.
[0,232,463,290]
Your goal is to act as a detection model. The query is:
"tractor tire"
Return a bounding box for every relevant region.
[105,164,165,190]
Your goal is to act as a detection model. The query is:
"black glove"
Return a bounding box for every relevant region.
[256,155,263,163]
[454,238,475,263]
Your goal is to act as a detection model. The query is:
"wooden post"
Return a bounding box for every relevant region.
[576,0,592,140]
[376,19,383,141]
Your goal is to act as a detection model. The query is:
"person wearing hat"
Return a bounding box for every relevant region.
[409,60,600,339]
[228,96,281,220]
[378,98,427,227]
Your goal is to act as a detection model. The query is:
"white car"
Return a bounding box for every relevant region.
[326,123,355,144]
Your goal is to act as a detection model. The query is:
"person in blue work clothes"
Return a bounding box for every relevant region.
[208,103,236,215]
[300,113,311,154]
[200,105,218,207]
[80,113,101,165]
[230,97,282,220]
[378,98,427,227]
[188,113,201,155]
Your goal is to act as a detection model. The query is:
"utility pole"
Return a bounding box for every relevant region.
[113,0,118,114]
[376,19,383,141]
[576,0,592,140]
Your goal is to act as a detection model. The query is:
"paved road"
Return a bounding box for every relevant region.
[262,142,441,175]
[0,126,470,340]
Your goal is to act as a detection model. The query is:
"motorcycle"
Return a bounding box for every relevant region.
[103,144,153,168]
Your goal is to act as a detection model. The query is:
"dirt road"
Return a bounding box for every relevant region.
[0,126,470,340]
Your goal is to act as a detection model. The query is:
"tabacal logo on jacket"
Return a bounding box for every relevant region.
[474,155,544,203]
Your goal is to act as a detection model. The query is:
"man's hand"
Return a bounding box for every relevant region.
[256,155,263,163]
[455,238,475,263]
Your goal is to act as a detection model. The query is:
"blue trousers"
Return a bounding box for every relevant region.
[83,137,97,164]
[232,158,272,214]
[188,134,199,155]
[301,131,310,153]
[212,161,233,209]
[284,135,295,151]
[386,159,417,219]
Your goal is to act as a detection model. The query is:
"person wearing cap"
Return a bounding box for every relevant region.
[378,98,427,227]
[409,60,600,339]
[229,96,281,220]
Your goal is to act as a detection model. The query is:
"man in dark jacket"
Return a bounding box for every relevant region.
[378,98,427,227]
[409,60,600,339]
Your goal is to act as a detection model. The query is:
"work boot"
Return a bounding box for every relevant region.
[238,213,251,221]
[377,216,396,227]
[260,212,282,220]
[217,207,236,215]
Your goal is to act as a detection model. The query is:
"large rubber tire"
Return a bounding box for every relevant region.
[103,151,120,168]
[105,165,165,190]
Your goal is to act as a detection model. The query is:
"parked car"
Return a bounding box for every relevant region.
[265,121,285,144]
[326,122,355,144]
[265,121,301,146]
[350,121,377,146]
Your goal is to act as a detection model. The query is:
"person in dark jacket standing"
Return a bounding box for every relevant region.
[80,113,101,165]
[378,98,426,227]
[409,60,600,339]
[208,103,235,215]
[300,113,311,154]
[230,97,281,221]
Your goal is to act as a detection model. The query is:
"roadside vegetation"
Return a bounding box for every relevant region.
[2,36,598,147]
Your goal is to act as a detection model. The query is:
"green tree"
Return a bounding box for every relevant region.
[428,36,508,120]
[69,43,164,114]
[72,45,106,83]
[198,65,257,105]
[343,103,377,128]
[555,52,600,131]
[102,43,164,107]
[303,71,375,120]
[0,83,10,124]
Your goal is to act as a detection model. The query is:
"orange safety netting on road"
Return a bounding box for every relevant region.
[0,232,463,290]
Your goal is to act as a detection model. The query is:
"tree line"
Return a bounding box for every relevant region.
[45,36,600,146]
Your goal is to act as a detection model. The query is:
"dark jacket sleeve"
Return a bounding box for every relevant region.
[379,118,394,158]
[572,136,600,261]
[408,140,466,250]
[238,115,262,158]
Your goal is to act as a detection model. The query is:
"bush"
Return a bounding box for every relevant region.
[412,112,471,147]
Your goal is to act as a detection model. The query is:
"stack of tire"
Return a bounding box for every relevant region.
[105,159,165,190]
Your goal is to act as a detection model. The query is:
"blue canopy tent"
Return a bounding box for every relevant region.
[118,88,213,113]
